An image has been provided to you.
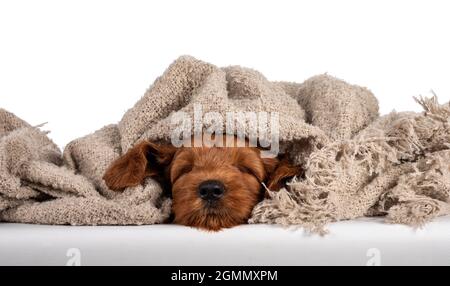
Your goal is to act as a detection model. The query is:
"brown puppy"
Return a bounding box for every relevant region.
[103,135,300,231]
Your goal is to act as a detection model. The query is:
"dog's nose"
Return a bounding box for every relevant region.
[198,180,225,201]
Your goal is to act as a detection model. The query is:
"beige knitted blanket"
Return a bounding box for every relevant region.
[1,56,449,232]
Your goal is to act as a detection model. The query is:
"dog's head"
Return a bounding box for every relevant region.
[103,136,300,231]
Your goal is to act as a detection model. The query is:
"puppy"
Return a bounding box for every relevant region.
[103,135,301,231]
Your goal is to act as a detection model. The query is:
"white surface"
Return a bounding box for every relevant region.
[1,0,450,147]
[1,217,449,266]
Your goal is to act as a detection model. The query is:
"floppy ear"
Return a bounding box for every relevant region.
[262,156,302,192]
[103,141,176,191]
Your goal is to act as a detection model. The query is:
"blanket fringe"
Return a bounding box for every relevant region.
[251,95,450,232]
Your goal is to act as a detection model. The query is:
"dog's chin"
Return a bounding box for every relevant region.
[174,206,244,231]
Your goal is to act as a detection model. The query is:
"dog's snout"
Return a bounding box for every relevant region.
[198,180,224,201]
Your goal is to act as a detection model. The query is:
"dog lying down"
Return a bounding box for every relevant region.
[2,56,450,231]
[103,134,301,231]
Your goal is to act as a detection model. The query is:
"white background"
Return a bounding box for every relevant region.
[1,0,449,147]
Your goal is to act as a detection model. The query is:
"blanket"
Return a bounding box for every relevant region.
[1,55,449,232]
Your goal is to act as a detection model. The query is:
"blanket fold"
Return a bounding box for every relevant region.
[1,55,449,231]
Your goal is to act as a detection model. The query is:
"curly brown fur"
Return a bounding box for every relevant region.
[103,135,300,231]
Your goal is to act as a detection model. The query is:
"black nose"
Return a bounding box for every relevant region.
[198,180,225,201]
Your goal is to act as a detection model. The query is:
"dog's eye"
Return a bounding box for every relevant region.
[237,165,252,174]
[170,163,193,183]
[235,161,265,182]
[236,164,261,179]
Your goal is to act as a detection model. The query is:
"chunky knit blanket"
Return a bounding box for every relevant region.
[1,56,449,232]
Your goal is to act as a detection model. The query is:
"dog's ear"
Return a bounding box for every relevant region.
[103,141,176,191]
[262,156,302,192]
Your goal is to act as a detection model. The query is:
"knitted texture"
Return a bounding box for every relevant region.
[1,55,449,231]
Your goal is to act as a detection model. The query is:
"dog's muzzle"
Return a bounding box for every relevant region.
[198,180,225,203]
